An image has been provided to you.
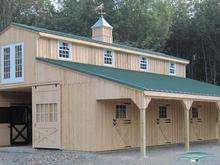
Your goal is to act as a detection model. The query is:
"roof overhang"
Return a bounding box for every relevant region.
[144,90,220,102]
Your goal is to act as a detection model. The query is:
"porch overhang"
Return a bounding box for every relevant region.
[144,91,220,102]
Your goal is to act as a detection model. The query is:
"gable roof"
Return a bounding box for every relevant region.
[9,22,189,64]
[36,57,220,97]
[91,16,113,29]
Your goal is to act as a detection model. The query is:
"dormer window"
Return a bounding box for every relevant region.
[169,61,176,75]
[104,49,114,66]
[139,56,148,71]
[58,41,71,60]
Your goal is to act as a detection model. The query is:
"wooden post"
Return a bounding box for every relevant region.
[140,108,146,157]
[136,96,151,157]
[215,102,220,144]
[181,99,193,152]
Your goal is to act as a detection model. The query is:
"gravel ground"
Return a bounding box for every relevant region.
[0,142,219,165]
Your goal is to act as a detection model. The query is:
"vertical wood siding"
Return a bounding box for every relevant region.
[37,37,186,77]
[35,62,217,152]
[0,27,38,86]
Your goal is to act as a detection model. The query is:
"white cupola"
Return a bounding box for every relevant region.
[91,15,113,43]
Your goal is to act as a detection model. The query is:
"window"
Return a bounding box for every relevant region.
[1,43,24,84]
[104,49,114,65]
[3,47,10,79]
[169,61,176,75]
[36,103,57,123]
[15,45,23,78]
[116,105,126,119]
[139,56,148,71]
[159,106,167,118]
[192,107,198,118]
[59,41,71,59]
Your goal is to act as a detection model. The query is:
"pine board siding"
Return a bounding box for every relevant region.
[37,37,186,77]
[35,61,217,151]
[0,27,38,87]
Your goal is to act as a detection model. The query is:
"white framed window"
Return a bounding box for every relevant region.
[1,43,24,84]
[3,47,10,80]
[103,49,114,66]
[169,61,176,75]
[15,44,23,78]
[139,56,148,71]
[58,41,72,60]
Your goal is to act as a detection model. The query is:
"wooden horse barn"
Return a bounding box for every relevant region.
[0,16,220,156]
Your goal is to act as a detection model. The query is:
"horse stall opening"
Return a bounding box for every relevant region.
[0,90,32,146]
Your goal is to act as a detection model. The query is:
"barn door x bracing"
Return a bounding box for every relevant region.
[190,107,202,141]
[10,106,32,145]
[32,84,61,149]
[112,103,132,149]
[157,105,172,145]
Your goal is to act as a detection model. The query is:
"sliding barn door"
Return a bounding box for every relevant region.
[32,84,61,149]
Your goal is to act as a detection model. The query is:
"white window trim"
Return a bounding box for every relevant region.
[103,49,115,67]
[58,41,72,61]
[139,56,149,72]
[1,43,24,84]
[169,61,176,76]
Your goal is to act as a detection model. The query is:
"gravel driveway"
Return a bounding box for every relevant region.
[0,142,219,165]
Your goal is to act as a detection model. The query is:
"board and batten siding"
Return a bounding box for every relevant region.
[37,37,186,77]
[35,61,217,152]
[0,27,38,87]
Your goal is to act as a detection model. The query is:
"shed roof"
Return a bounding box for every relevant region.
[9,22,188,63]
[91,16,113,29]
[36,57,220,97]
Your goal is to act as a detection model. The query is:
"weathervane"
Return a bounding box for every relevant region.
[95,3,106,16]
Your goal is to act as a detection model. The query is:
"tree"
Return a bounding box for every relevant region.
[113,0,172,50]
[0,0,17,31]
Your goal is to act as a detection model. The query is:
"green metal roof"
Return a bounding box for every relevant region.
[36,57,220,97]
[10,22,188,63]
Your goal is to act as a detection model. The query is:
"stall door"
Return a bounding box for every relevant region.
[112,104,132,149]
[32,84,61,149]
[10,106,32,145]
[157,105,172,145]
[190,107,202,141]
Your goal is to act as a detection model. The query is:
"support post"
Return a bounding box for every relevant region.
[181,99,193,152]
[140,108,146,157]
[215,102,220,144]
[135,96,151,157]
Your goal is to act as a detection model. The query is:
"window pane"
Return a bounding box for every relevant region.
[15,45,23,78]
[192,108,198,118]
[116,105,126,119]
[159,106,167,118]
[169,62,176,75]
[3,47,10,79]
[36,103,58,123]
[140,56,148,70]
[59,41,70,59]
[104,50,113,65]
